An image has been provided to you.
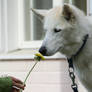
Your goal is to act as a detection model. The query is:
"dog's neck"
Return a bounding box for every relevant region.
[69,34,88,59]
[60,32,89,58]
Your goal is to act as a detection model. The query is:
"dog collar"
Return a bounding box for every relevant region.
[68,34,89,68]
[67,34,89,92]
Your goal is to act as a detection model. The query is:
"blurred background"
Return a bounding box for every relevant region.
[0,0,91,92]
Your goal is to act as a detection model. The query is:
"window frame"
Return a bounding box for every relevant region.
[18,0,41,49]
[17,0,41,49]
[18,0,63,49]
[87,0,92,16]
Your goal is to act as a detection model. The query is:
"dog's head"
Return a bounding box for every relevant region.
[32,4,85,56]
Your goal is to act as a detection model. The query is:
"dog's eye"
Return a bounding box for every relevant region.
[54,28,61,33]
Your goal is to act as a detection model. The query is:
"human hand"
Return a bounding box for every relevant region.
[10,77,25,92]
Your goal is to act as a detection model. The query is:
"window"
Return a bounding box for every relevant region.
[19,0,63,49]
[0,0,90,53]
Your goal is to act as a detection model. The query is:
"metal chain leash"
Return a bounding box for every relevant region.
[67,34,89,92]
[67,58,78,92]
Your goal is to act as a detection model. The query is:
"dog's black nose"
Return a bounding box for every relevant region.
[39,46,47,56]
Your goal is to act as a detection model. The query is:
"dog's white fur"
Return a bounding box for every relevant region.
[32,4,92,92]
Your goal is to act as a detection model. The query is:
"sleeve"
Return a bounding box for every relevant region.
[0,77,13,92]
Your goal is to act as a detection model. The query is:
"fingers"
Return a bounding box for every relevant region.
[10,77,23,84]
[13,81,25,90]
[10,76,26,91]
[12,88,20,92]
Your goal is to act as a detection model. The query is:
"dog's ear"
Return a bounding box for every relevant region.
[63,4,75,22]
[31,8,48,21]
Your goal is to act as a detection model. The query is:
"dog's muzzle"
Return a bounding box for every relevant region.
[39,46,47,56]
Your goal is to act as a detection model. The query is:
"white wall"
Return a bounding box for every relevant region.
[0,60,87,92]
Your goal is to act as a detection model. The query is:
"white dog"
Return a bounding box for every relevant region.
[32,4,92,92]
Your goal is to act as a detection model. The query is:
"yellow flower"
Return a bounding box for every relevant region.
[35,53,45,60]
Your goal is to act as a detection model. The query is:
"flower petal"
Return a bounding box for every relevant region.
[35,53,45,60]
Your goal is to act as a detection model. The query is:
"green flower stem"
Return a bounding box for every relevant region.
[20,60,39,92]
[24,60,39,84]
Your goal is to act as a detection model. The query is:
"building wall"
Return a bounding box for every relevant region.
[0,59,87,92]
